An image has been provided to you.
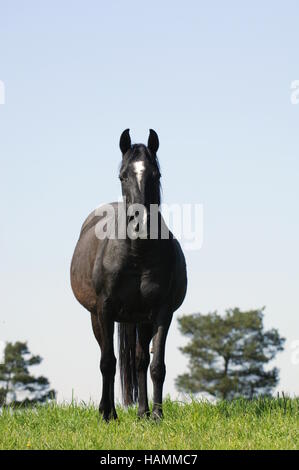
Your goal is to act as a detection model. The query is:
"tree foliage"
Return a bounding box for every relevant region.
[176,308,285,399]
[0,341,56,407]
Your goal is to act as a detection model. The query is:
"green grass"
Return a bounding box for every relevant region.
[0,397,299,450]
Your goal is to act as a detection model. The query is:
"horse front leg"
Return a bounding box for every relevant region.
[136,323,152,418]
[150,309,172,420]
[92,299,117,422]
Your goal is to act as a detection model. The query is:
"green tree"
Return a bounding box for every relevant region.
[176,308,285,400]
[0,341,56,406]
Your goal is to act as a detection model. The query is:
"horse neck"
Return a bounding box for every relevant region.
[127,211,168,257]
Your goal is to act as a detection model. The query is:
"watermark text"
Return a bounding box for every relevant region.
[94,201,203,251]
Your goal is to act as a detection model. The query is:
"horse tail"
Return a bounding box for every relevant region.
[118,323,138,406]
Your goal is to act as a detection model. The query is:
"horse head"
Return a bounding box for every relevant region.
[119,129,161,239]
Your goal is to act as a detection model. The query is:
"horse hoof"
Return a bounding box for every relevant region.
[99,407,118,422]
[137,409,150,419]
[152,409,163,421]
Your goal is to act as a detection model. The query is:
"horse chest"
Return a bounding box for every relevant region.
[99,243,173,321]
[119,268,162,302]
[111,264,168,319]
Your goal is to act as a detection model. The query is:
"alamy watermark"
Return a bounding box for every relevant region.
[94,201,203,251]
[0,80,5,105]
[290,80,299,104]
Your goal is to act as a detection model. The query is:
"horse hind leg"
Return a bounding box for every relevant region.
[90,302,117,421]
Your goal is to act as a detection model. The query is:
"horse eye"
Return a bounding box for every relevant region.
[119,174,128,182]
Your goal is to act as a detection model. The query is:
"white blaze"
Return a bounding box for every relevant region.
[134,161,145,190]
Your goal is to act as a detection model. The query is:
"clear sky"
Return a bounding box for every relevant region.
[0,1,299,403]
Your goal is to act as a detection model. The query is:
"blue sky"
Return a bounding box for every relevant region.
[0,1,299,402]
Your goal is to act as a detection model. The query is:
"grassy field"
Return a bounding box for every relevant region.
[0,397,298,450]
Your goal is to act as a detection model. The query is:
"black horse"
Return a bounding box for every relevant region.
[70,129,187,421]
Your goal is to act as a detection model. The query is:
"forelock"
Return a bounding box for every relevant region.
[120,144,160,172]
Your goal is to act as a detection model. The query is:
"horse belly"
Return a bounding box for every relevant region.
[70,231,99,312]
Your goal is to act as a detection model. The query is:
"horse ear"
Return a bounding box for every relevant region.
[148,129,159,154]
[119,129,131,155]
